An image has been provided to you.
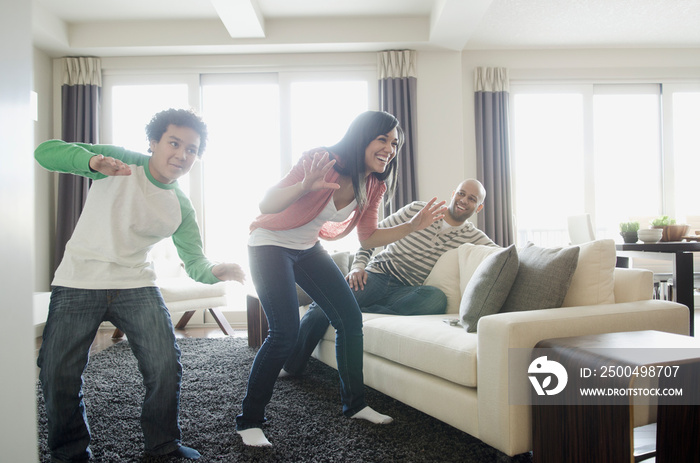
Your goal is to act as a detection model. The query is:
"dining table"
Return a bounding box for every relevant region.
[616,241,700,336]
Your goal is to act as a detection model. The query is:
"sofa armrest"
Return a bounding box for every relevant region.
[614,267,654,302]
[476,299,689,456]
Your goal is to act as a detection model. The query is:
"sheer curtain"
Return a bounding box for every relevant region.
[378,50,418,215]
[474,67,514,246]
[54,57,101,270]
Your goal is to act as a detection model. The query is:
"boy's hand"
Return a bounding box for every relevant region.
[212,263,246,283]
[89,154,132,176]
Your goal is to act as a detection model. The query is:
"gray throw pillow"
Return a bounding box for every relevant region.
[296,251,351,306]
[459,245,519,333]
[500,244,580,313]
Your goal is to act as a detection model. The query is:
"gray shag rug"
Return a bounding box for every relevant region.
[36,336,534,462]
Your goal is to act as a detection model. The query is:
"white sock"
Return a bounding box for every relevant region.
[237,428,272,447]
[278,368,291,378]
[351,406,393,424]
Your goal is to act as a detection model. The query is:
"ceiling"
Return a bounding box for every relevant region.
[33,0,700,57]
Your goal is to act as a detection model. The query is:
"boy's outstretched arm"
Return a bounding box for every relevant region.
[89,154,132,176]
[35,139,143,179]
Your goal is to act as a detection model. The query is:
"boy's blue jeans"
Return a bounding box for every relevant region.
[284,271,447,375]
[236,243,366,430]
[37,286,183,462]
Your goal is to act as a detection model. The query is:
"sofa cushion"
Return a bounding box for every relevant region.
[361,315,479,387]
[501,244,580,312]
[158,277,227,302]
[423,244,502,315]
[457,244,503,294]
[562,239,616,307]
[157,277,228,312]
[318,312,391,343]
[423,247,461,314]
[459,245,519,332]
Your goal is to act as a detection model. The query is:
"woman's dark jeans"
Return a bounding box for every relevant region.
[236,242,366,430]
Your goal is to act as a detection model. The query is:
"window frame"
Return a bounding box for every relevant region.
[509,78,700,245]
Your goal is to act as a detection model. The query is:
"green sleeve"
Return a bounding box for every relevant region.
[171,189,220,284]
[34,139,148,180]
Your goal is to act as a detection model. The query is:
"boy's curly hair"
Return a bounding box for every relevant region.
[145,108,209,156]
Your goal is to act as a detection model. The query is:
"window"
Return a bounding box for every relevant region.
[288,80,370,164]
[671,89,700,222]
[510,82,700,247]
[103,76,195,194]
[511,90,585,246]
[200,73,373,270]
[199,74,280,267]
[592,85,662,237]
[102,69,375,301]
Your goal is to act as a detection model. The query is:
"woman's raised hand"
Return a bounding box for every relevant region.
[300,151,340,193]
[408,197,447,231]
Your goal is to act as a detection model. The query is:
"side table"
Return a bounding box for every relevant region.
[246,294,268,348]
[615,241,700,336]
[532,330,700,463]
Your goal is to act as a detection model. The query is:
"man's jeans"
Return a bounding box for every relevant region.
[236,243,366,430]
[284,271,447,375]
[37,286,183,462]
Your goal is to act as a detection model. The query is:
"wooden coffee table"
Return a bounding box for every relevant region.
[532,330,700,463]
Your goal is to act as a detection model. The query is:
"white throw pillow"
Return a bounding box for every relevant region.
[424,247,461,314]
[562,239,617,307]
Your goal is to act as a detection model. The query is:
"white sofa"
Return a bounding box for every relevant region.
[307,239,690,457]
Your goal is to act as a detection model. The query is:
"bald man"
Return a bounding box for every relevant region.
[283,179,497,377]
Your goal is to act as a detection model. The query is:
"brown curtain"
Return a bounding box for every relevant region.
[474,67,514,247]
[54,57,102,270]
[378,50,418,215]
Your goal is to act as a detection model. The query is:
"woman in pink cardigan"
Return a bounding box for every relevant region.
[237,111,446,446]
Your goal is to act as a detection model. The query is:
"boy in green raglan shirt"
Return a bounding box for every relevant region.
[36,108,244,462]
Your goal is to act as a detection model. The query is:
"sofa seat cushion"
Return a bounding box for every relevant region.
[361,315,478,387]
[158,277,227,303]
[317,312,392,342]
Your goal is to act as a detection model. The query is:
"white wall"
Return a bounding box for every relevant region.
[415,51,468,203]
[1,0,40,459]
[34,47,55,292]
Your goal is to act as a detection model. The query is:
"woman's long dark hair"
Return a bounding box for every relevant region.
[327,111,403,210]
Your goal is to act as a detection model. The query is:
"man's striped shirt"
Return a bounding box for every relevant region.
[352,201,497,286]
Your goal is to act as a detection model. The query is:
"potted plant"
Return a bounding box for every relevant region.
[619,221,640,243]
[650,216,690,242]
